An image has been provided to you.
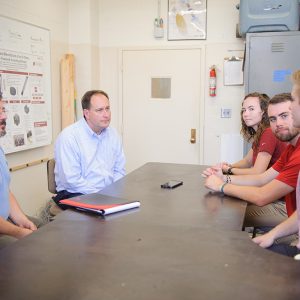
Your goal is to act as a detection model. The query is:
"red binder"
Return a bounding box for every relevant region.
[59,193,140,216]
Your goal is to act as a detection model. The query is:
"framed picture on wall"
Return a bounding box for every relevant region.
[168,0,207,40]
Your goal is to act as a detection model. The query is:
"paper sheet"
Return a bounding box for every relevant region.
[220,133,244,163]
[224,58,244,86]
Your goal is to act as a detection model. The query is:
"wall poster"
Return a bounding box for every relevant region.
[168,0,207,40]
[0,15,52,154]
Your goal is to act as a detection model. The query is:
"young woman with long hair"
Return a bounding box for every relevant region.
[221,92,287,175]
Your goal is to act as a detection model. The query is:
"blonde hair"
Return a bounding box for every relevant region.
[292,70,300,92]
[292,70,300,84]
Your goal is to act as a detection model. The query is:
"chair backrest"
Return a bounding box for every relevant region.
[47,159,57,194]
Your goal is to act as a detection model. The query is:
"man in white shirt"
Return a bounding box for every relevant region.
[54,90,126,205]
[252,70,300,257]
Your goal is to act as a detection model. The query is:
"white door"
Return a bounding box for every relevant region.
[122,48,202,172]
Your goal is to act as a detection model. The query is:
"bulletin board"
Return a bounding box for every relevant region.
[0,15,52,154]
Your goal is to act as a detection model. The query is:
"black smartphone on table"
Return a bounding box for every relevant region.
[161,180,183,189]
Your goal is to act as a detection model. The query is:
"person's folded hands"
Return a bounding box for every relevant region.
[204,174,224,192]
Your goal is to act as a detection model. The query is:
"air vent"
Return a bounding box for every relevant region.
[271,42,285,52]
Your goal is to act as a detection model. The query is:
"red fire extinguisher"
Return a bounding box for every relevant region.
[209,66,217,97]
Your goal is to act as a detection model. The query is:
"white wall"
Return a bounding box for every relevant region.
[68,0,100,117]
[0,0,69,215]
[97,0,245,164]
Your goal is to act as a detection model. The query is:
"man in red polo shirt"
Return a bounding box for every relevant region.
[252,70,300,257]
[203,93,300,228]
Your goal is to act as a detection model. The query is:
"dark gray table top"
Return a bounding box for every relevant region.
[0,162,299,299]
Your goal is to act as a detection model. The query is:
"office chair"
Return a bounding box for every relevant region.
[47,158,57,194]
[46,159,63,217]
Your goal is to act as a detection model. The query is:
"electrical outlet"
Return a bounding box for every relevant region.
[221,108,232,118]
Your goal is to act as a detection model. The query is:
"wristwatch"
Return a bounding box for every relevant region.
[227,167,234,175]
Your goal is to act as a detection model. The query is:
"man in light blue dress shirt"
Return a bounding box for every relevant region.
[54,90,126,205]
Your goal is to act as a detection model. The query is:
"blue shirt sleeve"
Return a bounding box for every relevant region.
[112,138,126,182]
[0,147,11,220]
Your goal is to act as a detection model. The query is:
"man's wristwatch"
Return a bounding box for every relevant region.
[227,167,234,175]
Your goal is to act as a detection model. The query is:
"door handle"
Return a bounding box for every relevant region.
[190,129,196,144]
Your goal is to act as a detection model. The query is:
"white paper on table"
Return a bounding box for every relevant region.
[102,202,141,215]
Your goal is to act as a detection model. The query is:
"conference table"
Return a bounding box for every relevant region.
[0,162,299,299]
